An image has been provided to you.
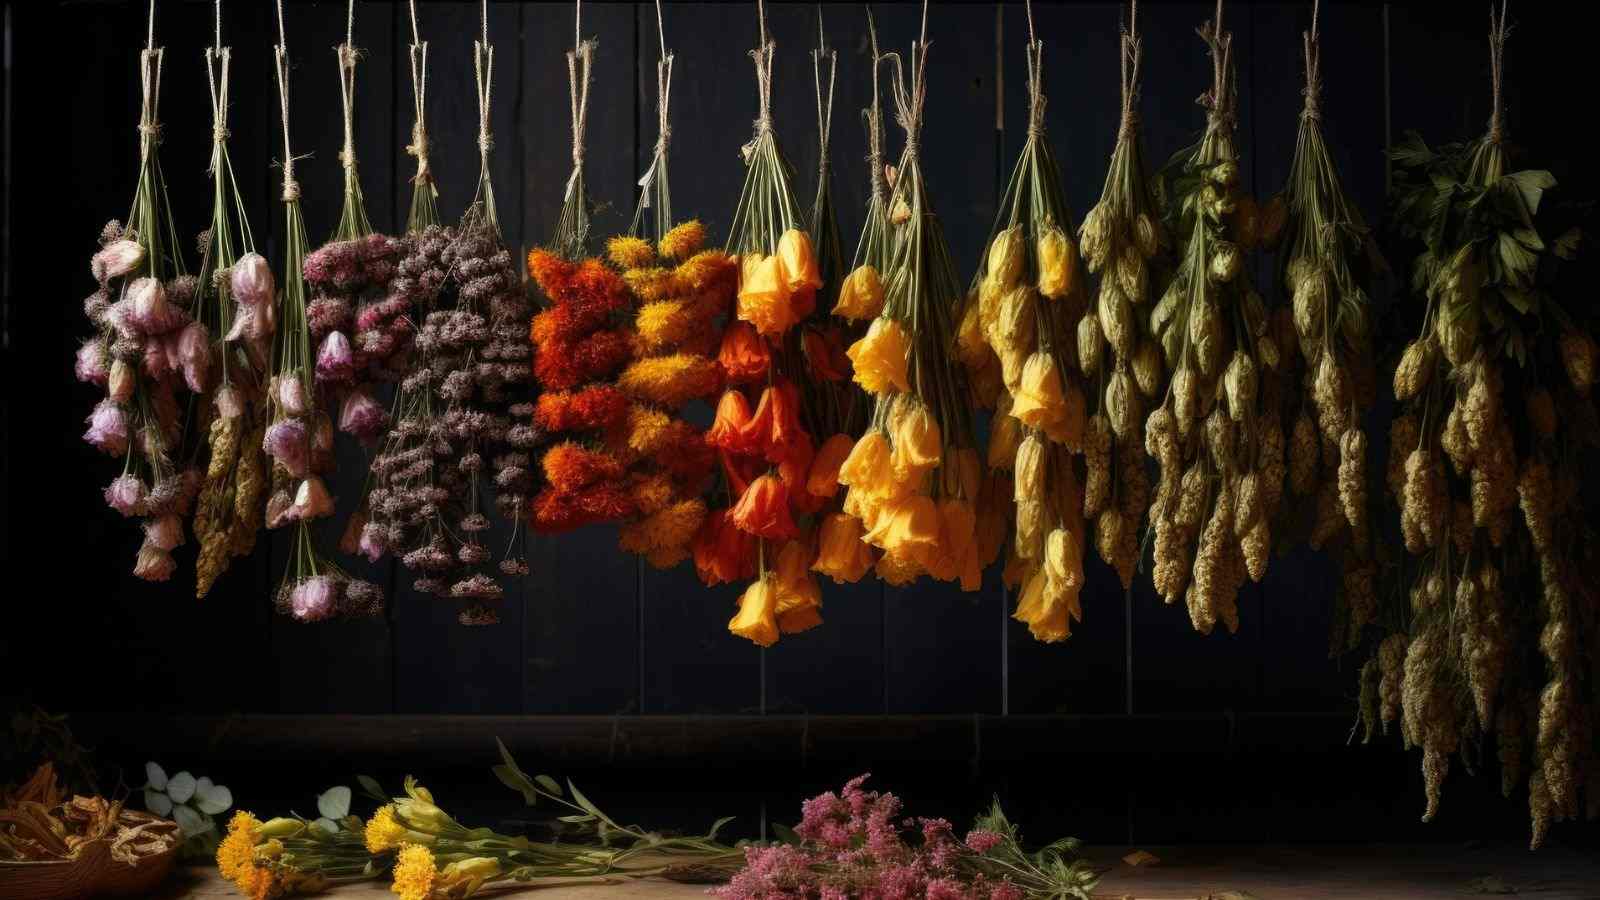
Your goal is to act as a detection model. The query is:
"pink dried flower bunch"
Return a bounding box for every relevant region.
[78,220,206,581]
[302,232,409,441]
[713,776,1041,900]
[273,572,385,623]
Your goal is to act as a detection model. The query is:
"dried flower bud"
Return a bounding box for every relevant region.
[1292,261,1328,343]
[1223,351,1256,421]
[1106,368,1138,439]
[1132,339,1163,398]
[1190,299,1224,376]
[986,225,1026,292]
[1080,203,1112,273]
[1172,366,1200,433]
[1097,279,1134,357]
[108,358,137,404]
[91,239,145,283]
[1036,227,1077,300]
[1117,243,1148,304]
[276,376,309,417]
[1209,241,1242,283]
[1338,428,1368,536]
[1077,314,1103,377]
[231,251,276,309]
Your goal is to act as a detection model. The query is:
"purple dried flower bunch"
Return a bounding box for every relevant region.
[714,775,1097,900]
[302,232,409,444]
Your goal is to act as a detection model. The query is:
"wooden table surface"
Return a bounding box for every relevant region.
[165,842,1600,899]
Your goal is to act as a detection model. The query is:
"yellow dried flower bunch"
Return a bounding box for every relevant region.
[1145,8,1286,635]
[1364,7,1599,847]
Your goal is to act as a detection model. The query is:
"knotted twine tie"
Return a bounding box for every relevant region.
[336,0,361,182]
[139,0,164,167]
[1119,0,1143,140]
[636,0,673,207]
[1023,0,1046,140]
[205,0,231,171]
[407,0,432,187]
[863,8,887,203]
[1487,0,1509,143]
[742,0,776,163]
[565,0,595,201]
[273,0,300,202]
[1301,0,1323,122]
[1201,0,1237,134]
[813,10,838,184]
[475,0,496,173]
[890,2,931,166]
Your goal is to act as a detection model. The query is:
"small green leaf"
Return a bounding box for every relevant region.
[1505,169,1556,216]
[1552,227,1583,260]
[557,814,596,824]
[317,786,351,820]
[356,775,386,802]
[491,765,538,805]
[1501,288,1536,316]
[1389,131,1433,168]
[1497,231,1538,286]
[567,780,601,816]
[706,816,736,840]
[535,775,563,796]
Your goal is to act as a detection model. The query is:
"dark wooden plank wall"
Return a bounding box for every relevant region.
[13,0,1587,726]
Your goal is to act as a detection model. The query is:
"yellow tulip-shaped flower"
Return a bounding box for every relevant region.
[1014,498,1049,563]
[1013,433,1047,500]
[1040,380,1086,451]
[728,575,780,647]
[846,317,912,396]
[737,253,799,337]
[991,286,1037,357]
[954,296,991,371]
[812,513,876,584]
[1036,226,1078,300]
[866,494,941,556]
[807,433,854,499]
[1011,352,1066,432]
[778,228,824,293]
[834,265,885,320]
[1044,527,1084,592]
[838,431,894,495]
[890,398,942,474]
[987,402,1024,471]
[985,224,1025,292]
[439,857,503,896]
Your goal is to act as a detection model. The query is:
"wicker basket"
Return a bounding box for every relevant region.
[97,810,181,896]
[0,840,107,900]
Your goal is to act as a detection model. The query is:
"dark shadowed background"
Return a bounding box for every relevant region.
[2,0,1597,851]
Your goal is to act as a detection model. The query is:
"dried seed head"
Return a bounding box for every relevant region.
[1205,407,1238,473]
[1292,261,1329,343]
[1106,368,1139,440]
[1223,350,1257,421]
[1096,506,1125,570]
[1077,313,1103,377]
[1463,363,1501,454]
[1084,415,1113,519]
[1209,241,1243,283]
[1173,367,1201,433]
[1312,354,1351,440]
[1402,450,1447,553]
[1435,308,1480,368]
[1233,470,1262,536]
[1132,339,1164,398]
[1393,338,1435,401]
[1518,459,1553,554]
[1134,212,1160,259]
[1338,428,1368,537]
[1241,516,1269,582]
[1079,203,1113,274]
[1098,278,1135,357]
[1176,462,1209,530]
[1309,480,1345,550]
[1190,299,1225,376]
[1441,398,1472,477]
[1289,411,1319,496]
[1118,242,1148,304]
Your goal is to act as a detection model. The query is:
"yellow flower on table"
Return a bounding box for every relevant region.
[390,844,438,900]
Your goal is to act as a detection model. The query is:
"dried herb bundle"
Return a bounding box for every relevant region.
[1078,5,1171,589]
[553,3,597,259]
[837,8,984,594]
[193,22,272,598]
[1367,5,1598,845]
[1269,10,1383,653]
[76,23,205,584]
[1147,1,1285,635]
[965,12,1095,641]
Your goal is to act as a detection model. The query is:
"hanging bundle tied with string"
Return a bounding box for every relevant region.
[1262,1,1384,661]
[1072,2,1171,595]
[1374,2,1597,846]
[404,0,438,232]
[835,7,983,599]
[262,0,385,624]
[960,4,1093,643]
[193,0,275,598]
[75,2,208,585]
[1147,0,1285,637]
[550,1,597,259]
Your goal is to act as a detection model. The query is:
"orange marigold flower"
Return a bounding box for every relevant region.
[654,423,717,484]
[635,299,697,352]
[737,254,801,336]
[607,235,655,269]
[534,329,634,391]
[728,474,797,540]
[659,220,707,261]
[621,497,706,554]
[737,379,807,463]
[777,228,824,293]
[694,509,756,586]
[677,249,738,294]
[847,317,912,396]
[629,472,678,516]
[807,433,854,499]
[528,248,576,297]
[542,443,624,492]
[618,355,724,408]
[718,321,771,384]
[569,258,629,308]
[708,390,754,452]
[813,513,876,584]
[535,385,629,433]
[728,575,780,647]
[624,266,679,302]
[619,404,673,456]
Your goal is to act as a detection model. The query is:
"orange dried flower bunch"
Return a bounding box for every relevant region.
[607,222,732,569]
[526,249,637,532]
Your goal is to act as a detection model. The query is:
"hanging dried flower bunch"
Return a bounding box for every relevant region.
[77,22,206,584]
[837,8,984,597]
[1363,5,1598,845]
[1146,1,1285,636]
[301,17,406,445]
[1268,8,1383,655]
[1077,5,1172,590]
[706,2,834,646]
[264,6,383,623]
[552,4,596,260]
[193,21,273,598]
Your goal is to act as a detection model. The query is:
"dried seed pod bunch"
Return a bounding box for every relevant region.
[708,6,831,646]
[836,23,984,600]
[77,37,207,585]
[194,31,274,598]
[1074,7,1170,590]
[264,12,383,623]
[1146,4,1285,635]
[1270,16,1383,652]
[1373,7,1598,846]
[963,26,1094,641]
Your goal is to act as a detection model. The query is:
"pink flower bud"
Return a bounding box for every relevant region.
[290,575,339,622]
[230,252,275,309]
[358,522,388,563]
[108,358,137,403]
[338,387,387,441]
[128,277,185,336]
[92,239,145,283]
[263,419,309,476]
[83,399,129,455]
[276,375,309,416]
[291,476,336,521]
[104,474,149,516]
[177,321,211,393]
[75,340,110,385]
[214,384,244,418]
[133,543,177,582]
[315,330,356,384]
[144,514,185,551]
[142,338,172,381]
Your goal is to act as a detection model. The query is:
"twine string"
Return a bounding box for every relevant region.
[1487,0,1509,143]
[891,0,931,162]
[566,0,594,197]
[1119,0,1142,138]
[205,2,231,170]
[138,1,163,164]
[637,0,673,205]
[407,0,431,185]
[745,0,776,149]
[1302,0,1322,120]
[475,0,495,166]
[336,0,360,177]
[864,6,886,201]
[274,0,300,201]
[813,6,837,180]
[1024,0,1045,138]
[1200,0,1236,131]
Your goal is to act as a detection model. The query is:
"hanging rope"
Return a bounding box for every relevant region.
[273,0,299,201]
[138,0,164,165]
[1023,0,1045,138]
[636,0,673,208]
[1301,0,1323,121]
[565,0,595,197]
[1487,0,1509,143]
[406,0,431,186]
[1200,0,1235,131]
[474,0,494,169]
[1119,0,1142,139]
[204,0,231,173]
[813,6,837,180]
[890,0,931,162]
[336,0,361,178]
[748,0,776,149]
[863,7,887,202]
